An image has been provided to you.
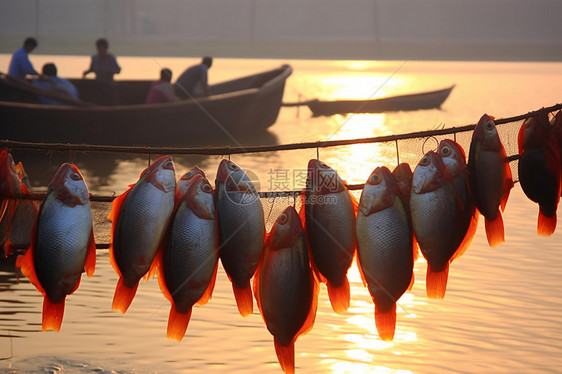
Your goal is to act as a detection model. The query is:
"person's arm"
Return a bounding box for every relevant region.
[83,56,94,78]
[201,65,210,96]
[112,55,121,74]
[22,53,38,76]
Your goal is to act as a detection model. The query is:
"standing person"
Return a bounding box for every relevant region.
[146,68,179,104]
[174,56,213,99]
[8,37,39,79]
[83,38,121,81]
[33,63,79,105]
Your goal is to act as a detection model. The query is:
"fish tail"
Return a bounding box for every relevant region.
[484,212,505,247]
[273,337,295,374]
[327,277,350,314]
[167,304,192,341]
[538,209,557,236]
[111,277,138,314]
[426,263,449,299]
[374,303,397,341]
[42,296,65,332]
[232,282,253,317]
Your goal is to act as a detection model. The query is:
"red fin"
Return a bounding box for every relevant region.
[196,262,218,306]
[327,277,350,314]
[374,303,397,341]
[484,213,504,247]
[412,235,420,262]
[407,273,415,292]
[538,209,557,236]
[108,188,132,277]
[296,270,319,339]
[426,263,449,299]
[274,338,295,374]
[84,227,96,277]
[42,297,65,332]
[501,156,514,212]
[233,283,253,317]
[355,257,368,288]
[167,304,192,341]
[142,252,159,281]
[155,251,173,303]
[16,220,45,295]
[112,277,138,314]
[346,187,359,217]
[452,212,479,260]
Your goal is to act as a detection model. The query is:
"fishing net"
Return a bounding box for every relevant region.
[2,104,561,247]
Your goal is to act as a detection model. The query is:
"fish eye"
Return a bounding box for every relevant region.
[70,172,81,181]
[228,162,239,171]
[164,161,174,169]
[440,145,451,156]
[202,183,212,193]
[370,173,381,184]
[278,213,288,224]
[420,156,430,166]
[184,171,194,179]
[486,121,494,130]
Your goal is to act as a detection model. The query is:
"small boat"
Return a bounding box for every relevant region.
[285,85,455,117]
[0,65,292,147]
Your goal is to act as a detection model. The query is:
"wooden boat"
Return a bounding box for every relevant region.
[286,85,454,117]
[0,65,292,147]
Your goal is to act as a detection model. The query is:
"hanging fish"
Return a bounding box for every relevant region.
[438,139,478,258]
[176,166,206,198]
[467,115,512,246]
[156,174,218,341]
[550,110,562,196]
[215,159,265,317]
[303,159,356,314]
[392,163,413,209]
[356,166,413,341]
[410,151,463,299]
[518,113,561,236]
[254,206,318,374]
[0,150,23,256]
[16,163,95,332]
[8,162,38,252]
[108,155,176,313]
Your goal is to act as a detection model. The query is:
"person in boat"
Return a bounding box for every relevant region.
[146,68,180,104]
[174,56,213,99]
[82,38,121,81]
[33,63,79,105]
[8,37,39,79]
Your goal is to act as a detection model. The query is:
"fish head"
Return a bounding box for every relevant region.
[177,166,206,199]
[474,114,502,152]
[359,166,398,215]
[438,139,466,179]
[412,151,447,195]
[306,159,345,195]
[270,206,303,250]
[518,113,550,152]
[216,159,260,206]
[15,162,31,190]
[184,174,215,220]
[142,155,176,193]
[50,163,90,206]
[392,163,413,200]
[0,150,22,196]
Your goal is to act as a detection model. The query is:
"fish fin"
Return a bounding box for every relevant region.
[296,270,319,339]
[42,296,65,332]
[196,262,218,306]
[355,256,368,288]
[273,338,295,374]
[232,282,253,317]
[346,187,359,217]
[374,303,397,341]
[452,211,479,260]
[484,213,505,247]
[107,188,132,277]
[500,155,514,212]
[412,235,420,262]
[16,220,45,295]
[167,304,192,341]
[84,227,96,277]
[407,273,415,292]
[1,200,17,257]
[426,263,449,299]
[111,277,138,314]
[327,277,350,314]
[155,251,173,303]
[538,209,556,236]
[142,252,159,281]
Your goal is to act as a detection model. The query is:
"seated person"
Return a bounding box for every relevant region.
[83,38,121,81]
[8,37,39,79]
[146,68,180,104]
[174,56,213,99]
[33,63,79,105]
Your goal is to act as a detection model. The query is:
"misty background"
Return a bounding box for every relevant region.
[1,0,561,61]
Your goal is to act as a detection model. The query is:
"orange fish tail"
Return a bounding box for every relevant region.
[111,277,138,314]
[167,304,192,341]
[42,297,65,332]
[374,303,397,341]
[327,277,350,314]
[426,263,449,299]
[274,338,295,374]
[232,282,253,317]
[537,209,557,236]
[484,213,505,247]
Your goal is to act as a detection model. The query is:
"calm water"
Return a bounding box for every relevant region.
[1,56,561,373]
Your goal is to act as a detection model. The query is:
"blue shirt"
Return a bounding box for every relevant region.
[88,53,121,81]
[8,47,38,79]
[175,64,209,97]
[33,76,79,105]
